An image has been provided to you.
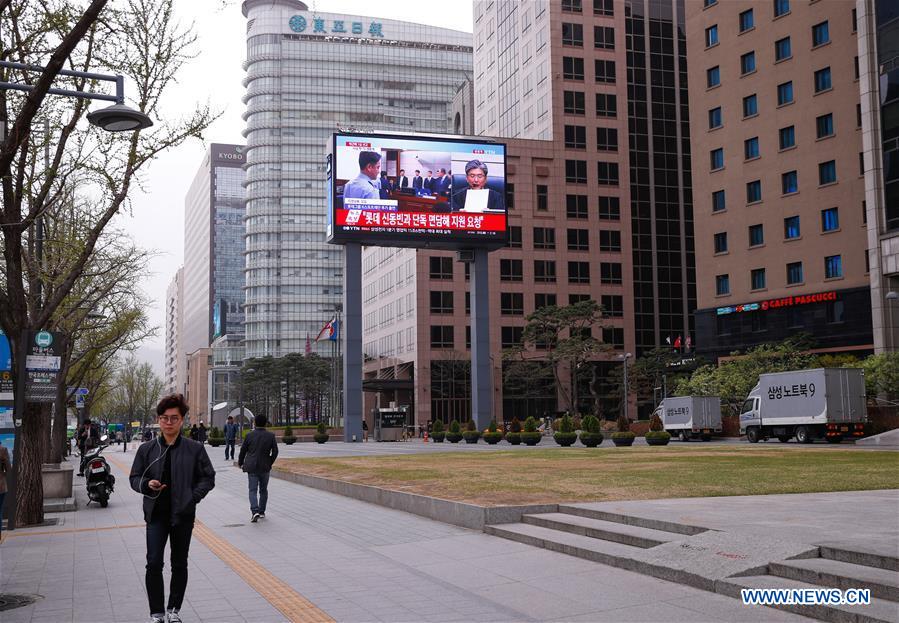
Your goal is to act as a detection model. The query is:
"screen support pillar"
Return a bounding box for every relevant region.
[470,248,493,430]
[343,242,363,442]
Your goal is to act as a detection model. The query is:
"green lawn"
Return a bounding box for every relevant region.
[278,447,899,506]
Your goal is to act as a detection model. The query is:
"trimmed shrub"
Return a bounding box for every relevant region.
[282,425,297,445]
[462,419,481,443]
[446,419,463,443]
[579,415,604,448]
[208,426,224,447]
[431,419,446,442]
[521,416,542,446]
[483,419,503,445]
[509,417,522,433]
[313,420,329,444]
[553,414,578,447]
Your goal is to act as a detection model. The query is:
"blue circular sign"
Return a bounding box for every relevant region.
[289,15,306,33]
[35,331,53,347]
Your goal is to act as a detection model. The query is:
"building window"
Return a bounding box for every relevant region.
[594,0,613,16]
[429,291,453,314]
[825,255,842,279]
[706,25,719,47]
[566,160,587,183]
[751,268,766,290]
[709,106,722,129]
[600,262,622,284]
[430,326,454,349]
[500,259,523,281]
[569,294,590,305]
[710,148,724,171]
[782,170,798,195]
[596,93,617,117]
[784,215,801,239]
[714,231,728,254]
[429,256,452,279]
[533,227,556,249]
[775,37,791,61]
[743,94,758,117]
[816,113,834,138]
[564,125,587,149]
[704,0,717,6]
[857,103,862,128]
[600,294,623,318]
[534,260,557,283]
[594,59,616,83]
[599,229,621,252]
[747,180,762,203]
[594,25,614,49]
[814,67,832,93]
[562,22,584,47]
[567,228,590,251]
[561,0,582,12]
[860,151,865,175]
[812,21,830,47]
[566,194,588,218]
[712,189,726,212]
[819,160,837,185]
[599,195,620,220]
[739,9,754,32]
[854,56,859,80]
[749,223,764,246]
[501,326,523,349]
[826,300,845,323]
[750,312,768,333]
[537,184,548,210]
[740,51,756,75]
[774,0,790,18]
[508,225,522,248]
[597,161,619,185]
[852,8,857,32]
[506,183,515,210]
[568,261,590,283]
[744,137,759,160]
[822,207,839,232]
[777,81,793,105]
[707,66,720,88]
[563,56,584,80]
[535,293,557,310]
[564,90,585,114]
[500,292,524,315]
[596,127,618,151]
[716,274,730,296]
[779,125,795,149]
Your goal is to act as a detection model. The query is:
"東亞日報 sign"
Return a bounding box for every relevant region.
[288,15,384,38]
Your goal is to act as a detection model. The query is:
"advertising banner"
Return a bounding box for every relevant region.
[328,133,508,248]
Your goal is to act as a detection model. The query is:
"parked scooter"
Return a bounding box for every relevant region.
[79,434,115,507]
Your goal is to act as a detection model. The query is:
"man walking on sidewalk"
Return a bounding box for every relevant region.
[130,394,216,623]
[238,414,278,522]
[223,415,238,461]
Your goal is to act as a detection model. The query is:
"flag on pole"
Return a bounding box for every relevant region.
[305,333,312,355]
[685,336,692,351]
[674,335,682,349]
[315,317,340,342]
[665,336,672,345]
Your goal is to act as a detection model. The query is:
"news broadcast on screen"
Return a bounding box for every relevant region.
[327,133,508,248]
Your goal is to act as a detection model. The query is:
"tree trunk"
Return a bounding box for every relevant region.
[17,402,49,526]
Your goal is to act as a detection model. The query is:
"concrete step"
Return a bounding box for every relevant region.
[521,512,684,549]
[557,504,708,536]
[721,574,899,623]
[821,545,899,573]
[770,558,899,602]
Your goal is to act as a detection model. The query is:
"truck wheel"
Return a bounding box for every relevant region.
[777,436,791,443]
[795,426,813,444]
[746,427,761,443]
[680,430,691,442]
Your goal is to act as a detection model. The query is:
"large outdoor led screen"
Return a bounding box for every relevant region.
[327,133,507,248]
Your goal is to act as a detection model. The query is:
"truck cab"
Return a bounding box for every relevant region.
[739,385,761,436]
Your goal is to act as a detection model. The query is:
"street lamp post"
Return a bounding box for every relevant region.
[620,352,633,421]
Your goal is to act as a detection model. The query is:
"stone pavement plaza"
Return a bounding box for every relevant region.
[0,445,818,623]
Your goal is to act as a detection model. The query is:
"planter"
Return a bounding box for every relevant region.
[208,438,224,447]
[483,432,503,445]
[282,436,297,445]
[579,432,604,448]
[553,432,578,447]
[446,432,463,443]
[431,431,446,443]
[520,432,542,446]
[645,431,671,446]
[611,432,636,447]
[506,432,521,445]
[41,463,74,499]
[313,434,329,444]
[462,431,481,444]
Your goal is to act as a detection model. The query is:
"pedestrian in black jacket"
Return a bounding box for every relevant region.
[238,414,278,522]
[130,394,215,623]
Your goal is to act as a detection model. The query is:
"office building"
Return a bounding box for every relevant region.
[241,0,473,360]
[164,267,184,396]
[185,347,212,425]
[687,0,873,360]
[182,143,247,362]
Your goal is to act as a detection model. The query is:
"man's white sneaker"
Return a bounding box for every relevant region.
[167,608,183,623]
[149,615,165,623]
[258,512,265,519]
[251,512,260,522]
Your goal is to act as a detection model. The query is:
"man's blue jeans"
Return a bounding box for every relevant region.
[248,472,270,514]
[224,439,236,460]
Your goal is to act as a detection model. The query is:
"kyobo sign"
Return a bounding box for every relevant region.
[289,15,384,37]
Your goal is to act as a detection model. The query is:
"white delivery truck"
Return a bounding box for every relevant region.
[652,396,722,442]
[739,368,866,444]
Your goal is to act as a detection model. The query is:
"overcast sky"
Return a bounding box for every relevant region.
[127,0,474,373]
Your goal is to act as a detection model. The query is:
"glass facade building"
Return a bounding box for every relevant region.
[241,0,473,359]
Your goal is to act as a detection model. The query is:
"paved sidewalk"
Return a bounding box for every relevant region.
[0,448,812,623]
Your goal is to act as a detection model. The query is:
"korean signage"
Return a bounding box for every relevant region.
[766,383,816,400]
[24,330,65,403]
[0,329,11,402]
[289,14,384,38]
[328,132,508,249]
[716,290,838,316]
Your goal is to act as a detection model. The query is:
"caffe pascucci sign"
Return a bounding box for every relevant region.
[288,14,384,37]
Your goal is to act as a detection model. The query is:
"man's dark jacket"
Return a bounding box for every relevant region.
[129,436,215,524]
[238,427,278,474]
[223,422,238,441]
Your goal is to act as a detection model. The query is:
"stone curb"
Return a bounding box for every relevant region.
[269,467,557,530]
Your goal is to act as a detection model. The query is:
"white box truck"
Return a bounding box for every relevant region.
[739,368,866,444]
[652,396,722,442]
